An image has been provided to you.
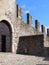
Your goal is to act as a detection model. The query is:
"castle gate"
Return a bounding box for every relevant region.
[0,20,12,52]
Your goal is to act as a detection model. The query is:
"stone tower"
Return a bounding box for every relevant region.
[0,0,16,21]
[0,0,17,53]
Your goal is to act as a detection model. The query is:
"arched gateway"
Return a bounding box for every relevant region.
[0,20,12,52]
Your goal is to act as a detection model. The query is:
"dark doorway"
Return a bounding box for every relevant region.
[1,35,6,52]
[0,20,12,52]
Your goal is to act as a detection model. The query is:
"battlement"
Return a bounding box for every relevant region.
[41,25,45,33]
[16,4,22,20]
[35,20,40,32]
[27,13,32,26]
[47,28,49,37]
[0,0,49,57]
[16,4,49,36]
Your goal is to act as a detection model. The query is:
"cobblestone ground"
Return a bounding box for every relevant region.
[0,53,49,65]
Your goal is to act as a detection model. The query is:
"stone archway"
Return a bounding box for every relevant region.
[0,20,12,52]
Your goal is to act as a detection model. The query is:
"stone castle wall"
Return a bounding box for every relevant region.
[0,0,49,55]
[17,34,44,56]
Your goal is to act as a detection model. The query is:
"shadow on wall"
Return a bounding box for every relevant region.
[16,34,49,58]
[0,20,12,52]
[43,47,49,61]
[43,57,49,61]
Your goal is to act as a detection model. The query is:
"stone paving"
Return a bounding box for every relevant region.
[0,53,49,65]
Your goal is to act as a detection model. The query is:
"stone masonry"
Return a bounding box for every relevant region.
[17,34,44,56]
[0,0,49,58]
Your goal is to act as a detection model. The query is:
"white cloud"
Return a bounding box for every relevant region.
[25,10,30,13]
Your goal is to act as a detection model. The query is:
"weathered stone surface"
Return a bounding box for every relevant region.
[17,34,44,56]
[0,0,49,64]
[0,53,49,65]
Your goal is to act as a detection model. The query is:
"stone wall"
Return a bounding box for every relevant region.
[19,22,35,36]
[0,0,49,54]
[17,34,44,56]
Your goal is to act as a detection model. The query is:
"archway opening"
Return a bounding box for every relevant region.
[0,20,12,52]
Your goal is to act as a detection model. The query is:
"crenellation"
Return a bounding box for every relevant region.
[47,28,49,37]
[16,4,22,20]
[0,0,49,61]
[27,13,32,26]
[35,20,40,32]
[41,25,45,33]
[20,8,22,20]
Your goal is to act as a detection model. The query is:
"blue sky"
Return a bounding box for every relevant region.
[17,0,49,27]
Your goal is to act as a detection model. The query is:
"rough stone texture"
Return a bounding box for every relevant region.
[0,0,49,64]
[27,13,32,26]
[0,53,49,65]
[47,28,49,36]
[0,0,42,53]
[0,0,17,53]
[41,25,45,33]
[35,20,40,32]
[17,34,44,56]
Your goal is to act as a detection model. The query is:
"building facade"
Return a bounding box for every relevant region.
[0,0,49,57]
